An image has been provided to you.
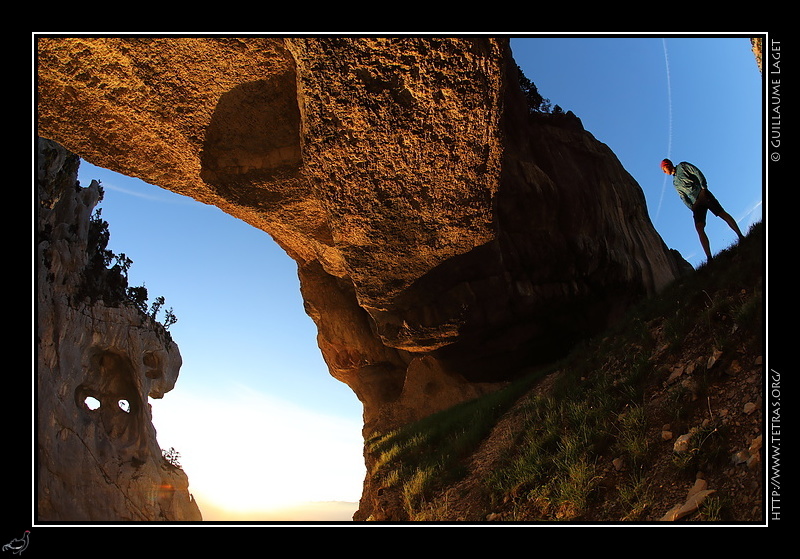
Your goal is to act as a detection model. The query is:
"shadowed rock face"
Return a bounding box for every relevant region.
[36,138,202,521]
[36,37,688,442]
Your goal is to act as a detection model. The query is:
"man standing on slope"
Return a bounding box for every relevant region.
[661,158,745,261]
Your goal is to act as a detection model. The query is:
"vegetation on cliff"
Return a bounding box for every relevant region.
[361,221,764,523]
[78,185,178,338]
[516,63,565,115]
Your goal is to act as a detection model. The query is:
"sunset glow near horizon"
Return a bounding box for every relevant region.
[75,160,368,522]
[71,34,762,523]
[148,385,365,520]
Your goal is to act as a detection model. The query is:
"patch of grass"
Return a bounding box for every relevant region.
[618,468,654,521]
[662,307,694,353]
[485,385,615,519]
[665,383,694,424]
[402,463,440,513]
[697,493,735,522]
[734,283,763,329]
[614,405,650,466]
[699,494,724,521]
[365,369,547,518]
[671,420,727,472]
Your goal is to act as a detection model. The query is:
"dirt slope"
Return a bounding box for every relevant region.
[385,223,764,523]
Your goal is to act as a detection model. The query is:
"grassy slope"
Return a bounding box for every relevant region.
[364,221,764,523]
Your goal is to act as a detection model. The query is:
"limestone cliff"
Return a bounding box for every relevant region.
[36,37,690,520]
[36,138,201,521]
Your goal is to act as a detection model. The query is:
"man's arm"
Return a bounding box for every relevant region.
[684,162,708,190]
[678,190,694,209]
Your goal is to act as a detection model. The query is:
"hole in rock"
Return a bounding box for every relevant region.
[84,396,101,410]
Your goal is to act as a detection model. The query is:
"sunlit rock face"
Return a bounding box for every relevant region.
[36,138,202,521]
[36,37,688,442]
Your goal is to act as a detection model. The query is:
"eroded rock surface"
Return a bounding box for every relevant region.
[36,37,690,519]
[36,138,201,521]
[36,37,688,434]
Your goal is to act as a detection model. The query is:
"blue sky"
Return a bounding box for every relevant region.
[511,36,763,263]
[74,35,763,522]
[77,162,367,520]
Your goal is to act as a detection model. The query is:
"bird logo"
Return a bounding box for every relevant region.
[2,531,29,555]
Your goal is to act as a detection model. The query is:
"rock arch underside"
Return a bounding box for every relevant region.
[35,36,691,521]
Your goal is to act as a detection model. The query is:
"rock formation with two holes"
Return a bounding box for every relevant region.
[36,138,202,521]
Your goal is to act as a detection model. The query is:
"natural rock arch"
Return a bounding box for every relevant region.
[36,36,691,520]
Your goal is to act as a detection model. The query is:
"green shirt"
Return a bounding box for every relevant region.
[673,161,707,209]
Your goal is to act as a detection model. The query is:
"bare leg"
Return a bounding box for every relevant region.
[719,210,745,240]
[696,221,712,261]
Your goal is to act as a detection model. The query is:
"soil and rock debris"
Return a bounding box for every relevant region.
[367,224,764,524]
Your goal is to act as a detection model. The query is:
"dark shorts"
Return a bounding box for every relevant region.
[692,188,724,226]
